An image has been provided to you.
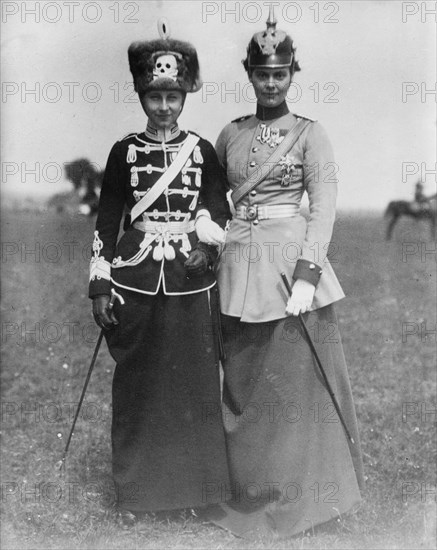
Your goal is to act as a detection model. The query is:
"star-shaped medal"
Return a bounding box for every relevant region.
[279,154,295,186]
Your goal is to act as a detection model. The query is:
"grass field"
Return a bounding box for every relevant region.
[1,208,436,550]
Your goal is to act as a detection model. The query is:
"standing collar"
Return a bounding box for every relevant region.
[145,121,181,142]
[256,101,289,121]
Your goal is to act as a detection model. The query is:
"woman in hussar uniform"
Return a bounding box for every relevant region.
[90,21,230,520]
[207,9,364,539]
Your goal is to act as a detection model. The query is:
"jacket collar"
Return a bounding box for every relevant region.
[145,121,181,142]
[256,101,289,121]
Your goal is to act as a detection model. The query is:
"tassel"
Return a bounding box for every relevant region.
[127,144,137,163]
[130,167,138,187]
[164,241,176,260]
[179,235,192,258]
[153,239,164,261]
[193,145,203,164]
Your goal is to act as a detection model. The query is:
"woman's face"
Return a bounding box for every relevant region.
[140,90,185,129]
[250,68,292,108]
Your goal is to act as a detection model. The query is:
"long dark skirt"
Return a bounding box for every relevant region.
[105,286,230,512]
[207,304,364,539]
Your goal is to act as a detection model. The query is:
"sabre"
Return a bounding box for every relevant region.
[280,272,355,445]
[56,288,125,470]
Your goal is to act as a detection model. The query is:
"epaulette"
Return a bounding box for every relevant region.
[119,132,138,142]
[295,113,317,122]
[231,114,253,123]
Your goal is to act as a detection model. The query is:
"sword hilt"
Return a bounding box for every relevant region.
[109,288,125,309]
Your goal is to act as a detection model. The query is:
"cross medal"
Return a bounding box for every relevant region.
[279,154,296,186]
[256,124,284,148]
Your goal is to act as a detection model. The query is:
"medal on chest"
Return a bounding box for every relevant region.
[279,154,296,187]
[256,124,284,148]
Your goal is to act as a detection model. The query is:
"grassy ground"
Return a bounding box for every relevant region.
[1,208,436,549]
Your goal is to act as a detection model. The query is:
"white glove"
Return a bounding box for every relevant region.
[285,279,316,316]
[195,215,225,246]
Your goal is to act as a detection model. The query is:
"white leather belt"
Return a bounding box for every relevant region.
[235,204,300,221]
[133,219,195,234]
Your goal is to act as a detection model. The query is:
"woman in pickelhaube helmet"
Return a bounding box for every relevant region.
[90,20,230,521]
[208,8,364,539]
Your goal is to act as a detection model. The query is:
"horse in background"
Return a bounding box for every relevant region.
[48,158,103,216]
[66,159,103,215]
[384,196,436,240]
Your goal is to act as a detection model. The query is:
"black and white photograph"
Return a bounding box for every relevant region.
[1,1,436,548]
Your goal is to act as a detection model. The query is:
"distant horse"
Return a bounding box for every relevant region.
[77,171,102,216]
[384,197,436,240]
[49,158,103,216]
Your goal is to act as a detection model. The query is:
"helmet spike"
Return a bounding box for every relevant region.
[243,6,300,72]
[266,4,277,29]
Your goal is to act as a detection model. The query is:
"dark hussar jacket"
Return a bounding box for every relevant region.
[89,126,230,298]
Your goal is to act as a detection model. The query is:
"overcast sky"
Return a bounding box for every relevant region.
[1,0,436,210]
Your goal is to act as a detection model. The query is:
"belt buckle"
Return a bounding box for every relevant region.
[246,205,258,221]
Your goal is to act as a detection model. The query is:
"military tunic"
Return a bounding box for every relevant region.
[89,124,231,512]
[207,103,364,539]
[216,105,345,322]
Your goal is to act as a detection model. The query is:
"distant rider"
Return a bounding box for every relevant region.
[412,181,430,212]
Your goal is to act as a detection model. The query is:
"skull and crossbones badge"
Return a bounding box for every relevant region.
[153,54,178,81]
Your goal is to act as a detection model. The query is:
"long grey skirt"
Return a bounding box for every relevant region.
[207,304,364,539]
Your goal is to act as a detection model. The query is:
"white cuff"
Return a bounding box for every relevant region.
[195,209,211,221]
[90,257,111,281]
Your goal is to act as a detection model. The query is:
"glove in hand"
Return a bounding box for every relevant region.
[195,216,225,245]
[285,279,316,316]
[184,248,209,278]
[92,294,119,330]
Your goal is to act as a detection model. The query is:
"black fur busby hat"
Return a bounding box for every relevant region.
[128,19,202,95]
[243,6,301,74]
